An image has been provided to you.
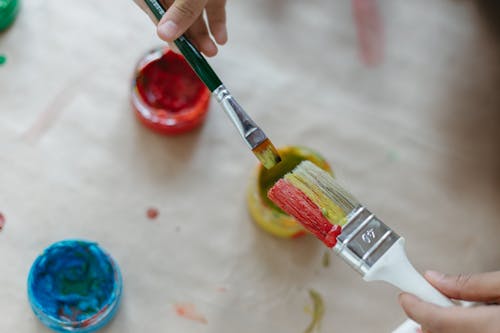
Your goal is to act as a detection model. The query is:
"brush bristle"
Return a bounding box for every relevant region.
[252,139,282,169]
[294,161,359,214]
[268,179,342,247]
[267,161,359,247]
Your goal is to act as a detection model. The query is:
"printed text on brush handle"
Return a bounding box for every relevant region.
[143,0,223,91]
[334,206,400,275]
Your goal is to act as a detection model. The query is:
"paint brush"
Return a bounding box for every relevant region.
[268,160,455,308]
[140,0,281,169]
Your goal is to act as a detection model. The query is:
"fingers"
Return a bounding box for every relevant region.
[167,42,181,54]
[154,0,226,57]
[157,0,208,42]
[134,0,227,56]
[425,270,500,303]
[185,15,218,56]
[206,0,227,45]
[399,293,498,333]
[133,0,160,23]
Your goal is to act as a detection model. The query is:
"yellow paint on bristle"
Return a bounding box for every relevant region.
[254,140,281,169]
[284,173,347,226]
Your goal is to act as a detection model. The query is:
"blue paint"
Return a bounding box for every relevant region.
[28,240,122,333]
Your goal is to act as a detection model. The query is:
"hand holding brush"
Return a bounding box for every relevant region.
[267,161,500,331]
[134,0,281,169]
[134,0,228,57]
[398,270,500,333]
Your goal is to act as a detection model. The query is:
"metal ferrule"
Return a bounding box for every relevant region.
[333,206,400,276]
[213,85,266,150]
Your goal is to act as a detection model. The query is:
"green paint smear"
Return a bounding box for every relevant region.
[0,55,6,66]
[304,289,325,333]
[387,150,399,162]
[322,252,330,268]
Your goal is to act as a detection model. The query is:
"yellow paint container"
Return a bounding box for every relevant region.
[247,146,332,238]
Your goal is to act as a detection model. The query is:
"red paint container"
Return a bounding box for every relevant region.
[131,47,211,135]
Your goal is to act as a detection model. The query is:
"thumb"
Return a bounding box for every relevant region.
[425,270,500,303]
[157,0,208,42]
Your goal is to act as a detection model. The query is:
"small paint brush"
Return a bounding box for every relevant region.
[141,0,281,169]
[268,160,455,309]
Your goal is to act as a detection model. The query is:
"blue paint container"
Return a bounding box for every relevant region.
[27,240,122,333]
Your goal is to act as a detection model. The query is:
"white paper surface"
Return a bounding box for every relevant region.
[1,1,500,332]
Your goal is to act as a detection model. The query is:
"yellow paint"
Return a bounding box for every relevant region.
[322,252,330,268]
[253,139,281,170]
[304,289,325,333]
[284,172,347,226]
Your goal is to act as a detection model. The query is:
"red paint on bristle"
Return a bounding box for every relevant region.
[268,179,342,248]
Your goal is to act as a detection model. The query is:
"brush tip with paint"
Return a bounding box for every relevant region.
[252,138,282,169]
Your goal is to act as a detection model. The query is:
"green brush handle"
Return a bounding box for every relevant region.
[144,0,223,92]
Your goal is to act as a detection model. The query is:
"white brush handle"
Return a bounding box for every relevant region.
[363,238,454,307]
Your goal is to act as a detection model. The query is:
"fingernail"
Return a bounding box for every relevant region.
[158,20,178,41]
[398,293,405,305]
[425,270,444,281]
[201,38,218,56]
[217,26,228,45]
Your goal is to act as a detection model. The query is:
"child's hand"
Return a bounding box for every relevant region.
[399,271,500,333]
[134,0,227,57]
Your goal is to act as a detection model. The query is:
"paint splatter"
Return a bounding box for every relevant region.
[216,287,227,293]
[352,0,384,66]
[0,212,5,231]
[22,70,92,142]
[0,55,6,66]
[146,207,159,220]
[304,289,325,333]
[322,251,330,268]
[173,303,208,324]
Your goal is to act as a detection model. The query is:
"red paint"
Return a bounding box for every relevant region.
[268,179,342,248]
[146,208,159,220]
[173,303,208,324]
[291,230,307,239]
[0,212,5,231]
[352,0,384,66]
[132,47,210,135]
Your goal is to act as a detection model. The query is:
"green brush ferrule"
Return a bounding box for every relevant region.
[143,0,223,91]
